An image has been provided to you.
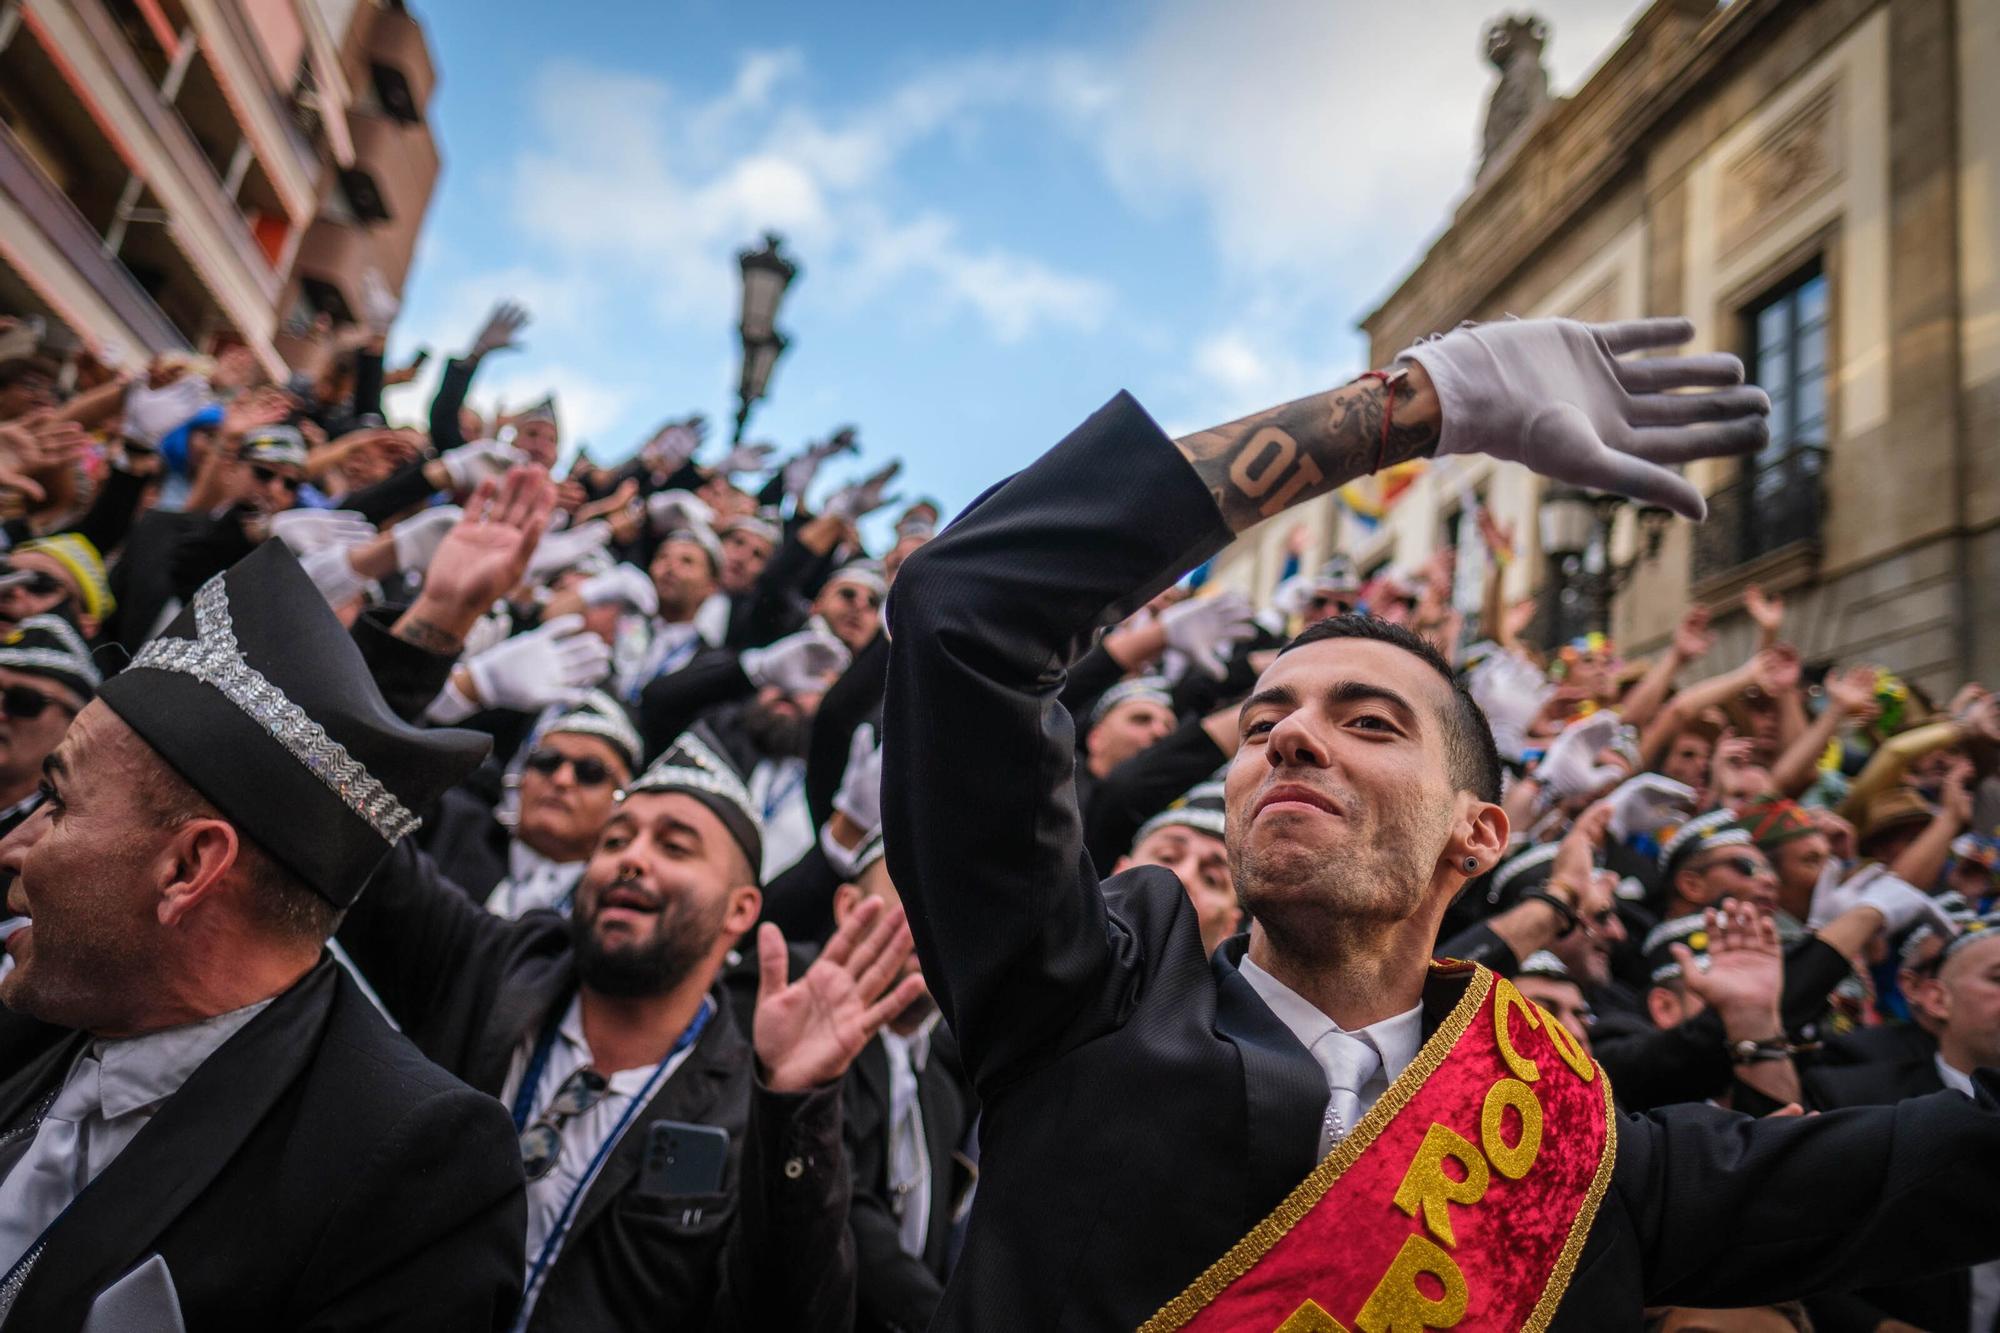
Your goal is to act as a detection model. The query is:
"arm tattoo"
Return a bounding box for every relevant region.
[392,613,465,657]
[1174,374,1438,533]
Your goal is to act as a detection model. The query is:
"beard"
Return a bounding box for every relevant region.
[743,699,809,759]
[1230,778,1452,956]
[570,875,727,998]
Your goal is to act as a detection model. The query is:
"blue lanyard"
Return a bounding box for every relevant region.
[760,764,804,825]
[514,997,715,1313]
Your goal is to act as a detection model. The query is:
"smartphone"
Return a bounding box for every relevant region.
[641,1120,729,1196]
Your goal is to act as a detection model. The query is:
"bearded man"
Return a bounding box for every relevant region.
[883,315,2000,1330]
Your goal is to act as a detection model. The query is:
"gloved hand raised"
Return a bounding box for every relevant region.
[1160,591,1257,680]
[270,509,376,557]
[824,461,902,524]
[468,301,529,360]
[438,439,528,495]
[575,563,658,617]
[463,614,611,713]
[525,519,611,580]
[740,624,851,695]
[1399,317,1769,519]
[1535,711,1628,802]
[832,723,883,835]
[1603,773,1696,842]
[390,505,463,575]
[646,489,714,536]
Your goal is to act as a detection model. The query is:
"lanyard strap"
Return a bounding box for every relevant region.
[515,998,715,1308]
[760,763,804,824]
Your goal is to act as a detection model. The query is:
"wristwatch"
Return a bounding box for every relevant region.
[1728,1038,1792,1065]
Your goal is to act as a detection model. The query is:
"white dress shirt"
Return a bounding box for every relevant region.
[1935,1055,2000,1333]
[879,1013,941,1259]
[749,756,812,880]
[0,999,272,1273]
[613,618,706,702]
[1238,955,1423,1157]
[485,841,587,919]
[499,995,703,1328]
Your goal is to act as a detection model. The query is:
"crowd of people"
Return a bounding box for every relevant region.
[0,298,1992,1332]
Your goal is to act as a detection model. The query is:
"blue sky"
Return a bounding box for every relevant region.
[381,0,1651,522]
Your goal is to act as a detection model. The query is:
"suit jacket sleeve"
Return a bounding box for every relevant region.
[341,459,441,527]
[806,633,889,829]
[715,1081,857,1333]
[428,356,478,455]
[1630,1070,2000,1308]
[638,648,755,760]
[881,392,1230,1088]
[293,1082,525,1331]
[349,606,460,724]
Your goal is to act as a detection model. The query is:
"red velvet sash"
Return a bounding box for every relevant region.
[1142,963,1616,1333]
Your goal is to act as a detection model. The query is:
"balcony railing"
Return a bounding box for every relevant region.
[1692,445,1826,583]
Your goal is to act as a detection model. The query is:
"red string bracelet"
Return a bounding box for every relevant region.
[1352,368,1409,474]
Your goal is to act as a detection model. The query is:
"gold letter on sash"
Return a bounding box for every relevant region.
[1535,1003,1596,1082]
[1480,1078,1544,1180]
[1355,1234,1469,1333]
[1276,1299,1351,1332]
[1392,1124,1490,1247]
[1492,979,1542,1083]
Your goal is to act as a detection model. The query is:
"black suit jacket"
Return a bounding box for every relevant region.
[335,838,856,1332]
[842,1025,977,1333]
[0,958,524,1330]
[882,391,2000,1330]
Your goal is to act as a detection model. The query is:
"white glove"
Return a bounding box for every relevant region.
[460,608,513,660]
[1604,773,1696,842]
[270,508,376,557]
[439,439,527,493]
[832,723,883,833]
[576,563,658,616]
[823,461,902,523]
[1466,648,1554,764]
[120,374,214,448]
[361,267,399,334]
[526,519,612,580]
[464,614,610,712]
[740,626,850,694]
[717,441,775,475]
[646,489,714,535]
[1535,711,1626,801]
[1809,864,1954,936]
[390,505,462,574]
[640,420,703,472]
[298,541,371,609]
[1160,591,1256,679]
[781,430,859,502]
[1399,317,1771,519]
[468,301,529,359]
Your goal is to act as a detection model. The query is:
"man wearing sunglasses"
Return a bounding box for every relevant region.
[0,534,115,642]
[811,562,885,657]
[486,697,638,919]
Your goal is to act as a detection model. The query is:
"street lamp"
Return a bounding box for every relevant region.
[734,233,798,443]
[1537,483,1676,639]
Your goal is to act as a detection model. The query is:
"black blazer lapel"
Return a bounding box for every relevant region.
[564,988,746,1242]
[10,958,339,1323]
[469,961,578,1096]
[1210,940,1324,1223]
[0,1024,85,1136]
[916,1048,964,1273]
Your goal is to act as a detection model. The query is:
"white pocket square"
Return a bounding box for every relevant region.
[83,1254,185,1333]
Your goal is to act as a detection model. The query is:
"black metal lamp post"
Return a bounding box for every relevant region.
[733,233,797,444]
[1538,484,1674,640]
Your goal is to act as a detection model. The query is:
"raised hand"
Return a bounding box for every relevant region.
[270,508,377,557]
[740,625,851,694]
[1675,900,1783,1034]
[717,441,776,475]
[1160,590,1257,679]
[1671,605,1715,661]
[525,519,612,580]
[436,439,528,497]
[1824,664,1881,723]
[646,488,714,536]
[1604,772,1696,842]
[1536,711,1627,801]
[1475,506,1516,564]
[753,896,927,1093]
[396,467,556,653]
[1744,584,1785,640]
[1404,317,1770,519]
[575,563,658,617]
[824,461,903,523]
[1751,643,1803,696]
[468,301,529,360]
[462,613,611,711]
[832,724,883,834]
[389,505,464,575]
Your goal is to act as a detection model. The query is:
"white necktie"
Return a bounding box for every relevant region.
[1313,1031,1381,1153]
[0,1051,103,1274]
[886,1047,929,1259]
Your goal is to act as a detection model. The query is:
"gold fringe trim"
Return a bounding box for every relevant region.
[1520,1054,1619,1332]
[1139,965,1495,1332]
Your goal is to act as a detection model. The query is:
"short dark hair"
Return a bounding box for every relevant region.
[1644,1305,1812,1333]
[1277,613,1503,804]
[138,762,342,942]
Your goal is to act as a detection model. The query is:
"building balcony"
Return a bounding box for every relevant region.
[0,117,188,354]
[362,2,434,124]
[1691,445,1827,592]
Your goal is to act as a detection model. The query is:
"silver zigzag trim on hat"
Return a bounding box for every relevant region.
[129,577,421,844]
[627,730,765,834]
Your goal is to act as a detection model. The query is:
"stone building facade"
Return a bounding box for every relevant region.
[1206,0,1999,699]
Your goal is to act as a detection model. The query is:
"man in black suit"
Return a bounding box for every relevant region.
[835,836,977,1333]
[1805,917,2000,1332]
[0,539,524,1330]
[883,314,2000,1329]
